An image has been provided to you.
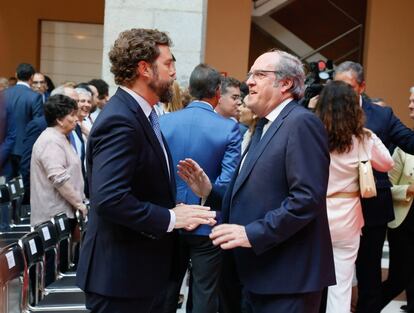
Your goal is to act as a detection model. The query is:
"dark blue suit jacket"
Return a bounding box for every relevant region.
[20,116,47,200]
[361,98,414,226]
[76,88,177,298]
[0,99,17,176]
[210,101,335,294]
[3,84,43,156]
[160,101,241,235]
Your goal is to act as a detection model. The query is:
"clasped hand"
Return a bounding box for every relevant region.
[172,204,216,230]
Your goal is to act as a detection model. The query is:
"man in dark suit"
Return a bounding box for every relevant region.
[3,63,43,179]
[0,93,16,230]
[179,50,336,313]
[160,64,242,313]
[76,28,216,313]
[334,61,414,313]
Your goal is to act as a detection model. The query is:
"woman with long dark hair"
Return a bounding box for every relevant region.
[315,80,394,313]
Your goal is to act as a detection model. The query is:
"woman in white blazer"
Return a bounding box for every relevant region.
[380,146,414,312]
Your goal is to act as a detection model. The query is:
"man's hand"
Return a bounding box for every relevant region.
[173,204,216,229]
[209,224,252,249]
[177,159,212,198]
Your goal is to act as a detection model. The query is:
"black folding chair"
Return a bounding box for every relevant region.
[19,231,89,312]
[0,242,27,313]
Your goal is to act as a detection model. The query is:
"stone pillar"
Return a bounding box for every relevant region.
[103,0,207,94]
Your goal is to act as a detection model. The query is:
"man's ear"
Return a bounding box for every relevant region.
[280,79,293,93]
[215,87,222,102]
[359,80,366,94]
[137,61,151,79]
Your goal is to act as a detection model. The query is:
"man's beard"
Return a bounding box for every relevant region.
[149,65,173,103]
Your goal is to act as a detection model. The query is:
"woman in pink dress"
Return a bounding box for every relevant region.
[315,81,394,313]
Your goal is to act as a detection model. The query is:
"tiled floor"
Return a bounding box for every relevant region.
[177,241,407,313]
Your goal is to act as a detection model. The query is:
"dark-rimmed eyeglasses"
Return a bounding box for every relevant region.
[246,70,280,81]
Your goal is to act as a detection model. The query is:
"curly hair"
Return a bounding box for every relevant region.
[109,28,172,86]
[315,80,369,153]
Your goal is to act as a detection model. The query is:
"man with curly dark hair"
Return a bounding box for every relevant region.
[76,28,216,313]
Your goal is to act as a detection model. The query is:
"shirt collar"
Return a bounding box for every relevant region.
[17,81,31,88]
[196,100,214,110]
[120,86,153,118]
[265,97,293,122]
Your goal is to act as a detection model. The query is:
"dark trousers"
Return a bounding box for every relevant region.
[381,208,414,311]
[245,290,323,313]
[163,235,222,313]
[86,292,162,313]
[9,154,21,180]
[218,251,242,313]
[355,224,387,313]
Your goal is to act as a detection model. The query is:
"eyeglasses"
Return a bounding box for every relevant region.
[246,70,280,81]
[32,81,46,85]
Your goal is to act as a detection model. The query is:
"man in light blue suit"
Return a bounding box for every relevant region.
[160,64,242,313]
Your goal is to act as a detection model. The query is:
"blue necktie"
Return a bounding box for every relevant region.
[68,132,77,153]
[239,117,268,173]
[149,108,164,148]
[248,117,269,153]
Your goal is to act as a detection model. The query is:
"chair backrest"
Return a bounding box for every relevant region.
[0,243,26,313]
[19,232,45,305]
[0,243,25,285]
[52,213,71,241]
[0,184,10,204]
[6,180,19,201]
[34,221,58,252]
[18,232,44,268]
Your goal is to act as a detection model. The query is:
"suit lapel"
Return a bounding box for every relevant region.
[231,102,296,198]
[115,88,172,188]
[362,98,373,128]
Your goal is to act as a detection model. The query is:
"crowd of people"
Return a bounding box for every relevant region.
[0,27,414,313]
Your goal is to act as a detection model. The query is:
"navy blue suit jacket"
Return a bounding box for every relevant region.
[361,98,414,226]
[4,84,43,156]
[210,101,335,294]
[76,88,177,298]
[160,101,241,235]
[0,99,17,176]
[20,116,47,200]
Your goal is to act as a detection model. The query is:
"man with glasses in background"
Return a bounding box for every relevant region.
[31,72,49,103]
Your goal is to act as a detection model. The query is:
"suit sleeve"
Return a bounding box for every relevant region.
[0,103,16,167]
[20,120,44,192]
[32,94,43,118]
[389,148,411,202]
[90,115,171,236]
[387,107,414,154]
[245,113,330,255]
[214,122,242,186]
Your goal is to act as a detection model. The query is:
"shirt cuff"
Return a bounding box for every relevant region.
[167,209,176,232]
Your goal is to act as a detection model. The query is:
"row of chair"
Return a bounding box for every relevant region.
[0,178,30,232]
[0,212,89,313]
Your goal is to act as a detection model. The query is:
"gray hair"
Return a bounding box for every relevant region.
[272,50,305,99]
[335,61,365,84]
[75,87,92,98]
[410,86,414,94]
[51,85,73,97]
